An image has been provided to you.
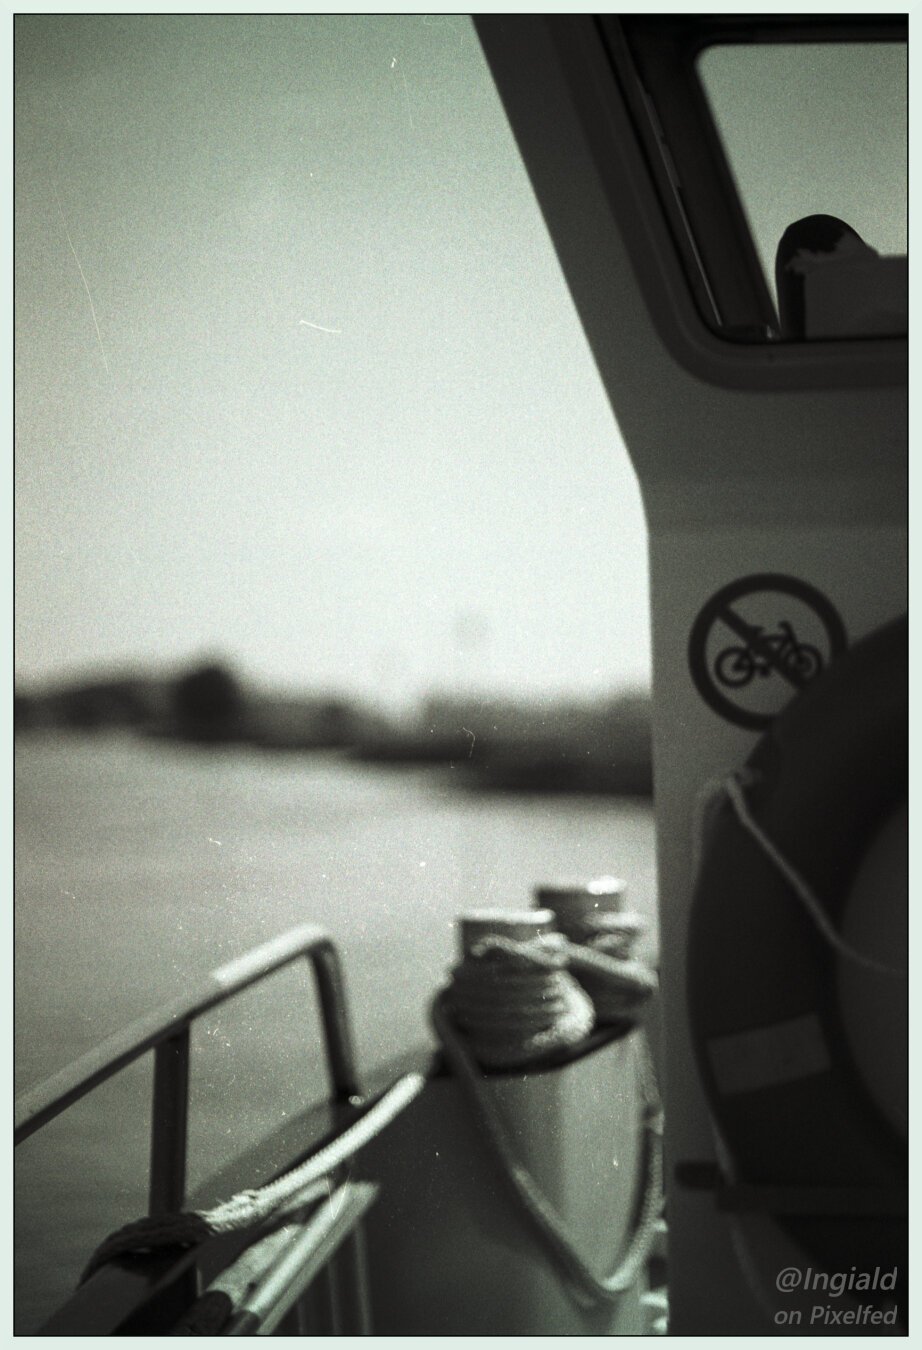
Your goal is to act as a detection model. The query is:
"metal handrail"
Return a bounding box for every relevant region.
[15,925,360,1216]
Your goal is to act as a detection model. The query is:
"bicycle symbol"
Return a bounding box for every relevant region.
[714,620,824,689]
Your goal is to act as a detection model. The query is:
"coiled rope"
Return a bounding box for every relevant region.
[445,933,595,1068]
[79,1070,424,1283]
[434,929,663,1308]
[445,931,657,1069]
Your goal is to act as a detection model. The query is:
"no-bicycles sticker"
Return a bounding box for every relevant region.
[688,574,847,730]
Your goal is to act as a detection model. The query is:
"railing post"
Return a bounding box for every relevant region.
[149,1029,190,1215]
[309,944,361,1102]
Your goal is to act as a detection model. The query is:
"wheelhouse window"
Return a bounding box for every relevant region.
[608,16,908,345]
[697,42,907,341]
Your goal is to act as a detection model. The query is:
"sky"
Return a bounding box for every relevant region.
[15,14,652,706]
[15,18,907,708]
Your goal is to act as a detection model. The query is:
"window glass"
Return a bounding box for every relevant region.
[697,42,907,340]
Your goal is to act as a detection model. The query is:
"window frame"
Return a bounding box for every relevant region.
[595,14,907,385]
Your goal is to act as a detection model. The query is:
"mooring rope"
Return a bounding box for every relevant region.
[445,932,595,1068]
[551,908,657,1023]
[445,931,657,1069]
[434,929,663,1308]
[79,919,663,1320]
[79,1070,424,1283]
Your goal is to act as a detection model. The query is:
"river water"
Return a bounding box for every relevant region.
[15,737,657,1331]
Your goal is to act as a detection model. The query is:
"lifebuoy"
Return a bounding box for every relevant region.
[687,615,907,1317]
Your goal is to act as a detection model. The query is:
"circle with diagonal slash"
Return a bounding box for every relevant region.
[688,574,848,730]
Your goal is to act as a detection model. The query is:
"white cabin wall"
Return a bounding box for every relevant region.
[476,16,905,1332]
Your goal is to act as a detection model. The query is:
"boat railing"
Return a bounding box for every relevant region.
[15,924,360,1218]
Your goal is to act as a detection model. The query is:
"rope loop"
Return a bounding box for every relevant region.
[466,931,570,967]
[80,1213,211,1284]
[432,991,663,1309]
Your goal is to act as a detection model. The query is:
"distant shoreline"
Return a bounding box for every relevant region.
[15,659,654,797]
